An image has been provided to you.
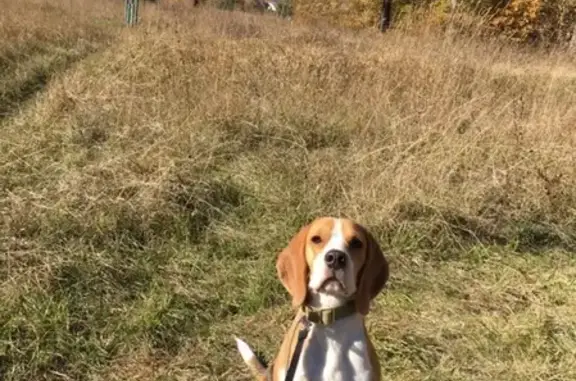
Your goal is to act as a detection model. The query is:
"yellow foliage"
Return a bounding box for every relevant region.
[491,0,542,40]
[491,0,576,42]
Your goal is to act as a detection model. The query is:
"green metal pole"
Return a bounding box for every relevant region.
[125,0,139,26]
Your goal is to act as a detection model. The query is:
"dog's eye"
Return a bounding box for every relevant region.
[349,237,363,249]
[311,235,322,244]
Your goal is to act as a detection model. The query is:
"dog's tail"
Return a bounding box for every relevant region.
[234,337,268,380]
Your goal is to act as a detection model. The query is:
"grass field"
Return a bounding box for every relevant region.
[1,1,576,380]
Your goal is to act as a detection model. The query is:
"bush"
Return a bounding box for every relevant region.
[491,0,576,43]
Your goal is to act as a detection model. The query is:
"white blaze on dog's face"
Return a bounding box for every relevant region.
[276,217,389,314]
[306,218,365,308]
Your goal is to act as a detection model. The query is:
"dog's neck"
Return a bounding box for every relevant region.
[306,290,352,311]
[290,300,372,381]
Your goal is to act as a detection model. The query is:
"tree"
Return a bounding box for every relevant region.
[380,0,393,31]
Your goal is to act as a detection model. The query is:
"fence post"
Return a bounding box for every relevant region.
[125,0,140,26]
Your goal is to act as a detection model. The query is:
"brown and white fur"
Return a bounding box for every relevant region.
[235,217,389,381]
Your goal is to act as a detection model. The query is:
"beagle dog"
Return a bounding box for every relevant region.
[235,217,389,381]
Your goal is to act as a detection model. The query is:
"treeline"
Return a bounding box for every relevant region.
[294,0,576,44]
[157,0,576,45]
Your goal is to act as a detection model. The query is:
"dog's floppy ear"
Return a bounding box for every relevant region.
[276,224,311,308]
[355,227,389,315]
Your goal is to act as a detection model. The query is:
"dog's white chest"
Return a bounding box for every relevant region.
[293,315,373,381]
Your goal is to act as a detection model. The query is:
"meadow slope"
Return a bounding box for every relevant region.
[1,1,576,380]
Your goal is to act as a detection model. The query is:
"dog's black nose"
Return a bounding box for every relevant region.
[325,250,346,270]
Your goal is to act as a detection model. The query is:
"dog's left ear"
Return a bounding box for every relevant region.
[355,227,389,315]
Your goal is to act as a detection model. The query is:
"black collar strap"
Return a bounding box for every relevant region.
[302,300,357,326]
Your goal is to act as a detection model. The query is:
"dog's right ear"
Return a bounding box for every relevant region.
[276,224,311,308]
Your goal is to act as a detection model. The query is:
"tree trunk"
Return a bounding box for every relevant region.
[379,0,392,32]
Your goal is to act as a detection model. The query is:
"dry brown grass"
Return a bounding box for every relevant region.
[0,0,121,118]
[1,1,576,380]
[292,0,381,29]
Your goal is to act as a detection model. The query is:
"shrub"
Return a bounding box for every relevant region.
[491,0,576,43]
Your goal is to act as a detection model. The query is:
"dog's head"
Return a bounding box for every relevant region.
[276,217,389,315]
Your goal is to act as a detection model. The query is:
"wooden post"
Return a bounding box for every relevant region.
[379,0,392,32]
[125,0,139,26]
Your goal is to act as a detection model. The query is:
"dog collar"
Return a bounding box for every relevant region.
[301,300,357,326]
[284,301,357,381]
